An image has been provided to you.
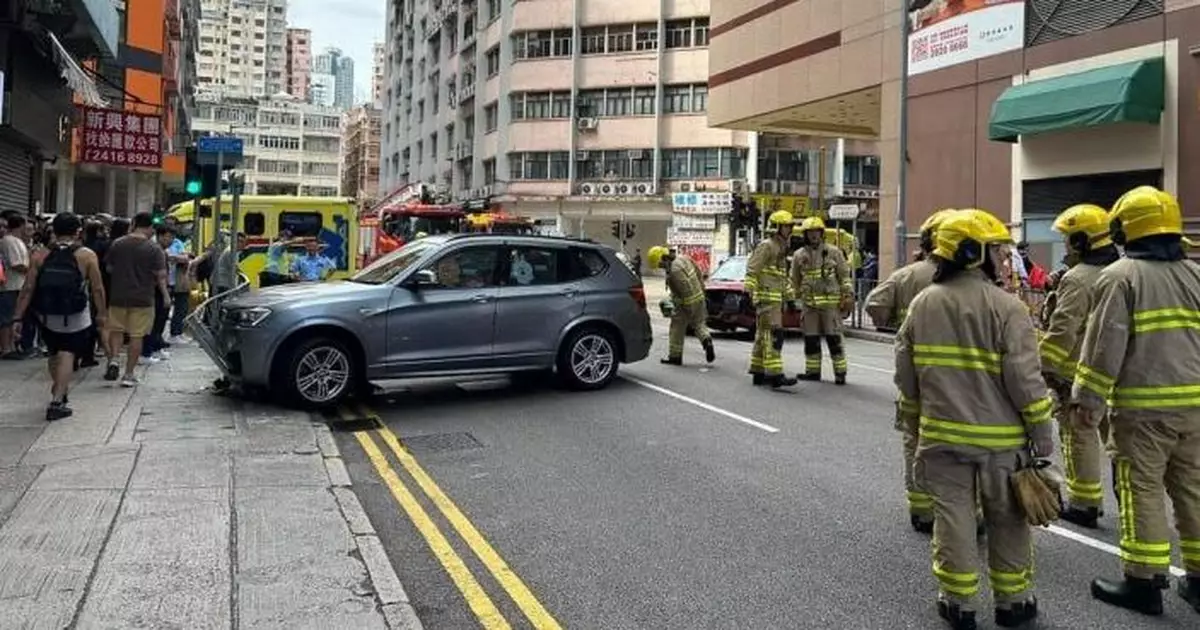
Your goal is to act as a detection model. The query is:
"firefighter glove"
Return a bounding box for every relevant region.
[1030,431,1055,458]
[839,294,854,313]
[659,299,675,318]
[1011,460,1063,527]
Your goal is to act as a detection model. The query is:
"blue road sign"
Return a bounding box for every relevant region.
[197,136,244,155]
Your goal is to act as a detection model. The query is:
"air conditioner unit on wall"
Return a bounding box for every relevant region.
[627,149,645,159]
[598,182,615,195]
[578,182,597,195]
[679,181,696,193]
[575,150,589,161]
[780,181,800,195]
[633,181,656,196]
[727,179,746,193]
[615,183,632,195]
[577,117,598,131]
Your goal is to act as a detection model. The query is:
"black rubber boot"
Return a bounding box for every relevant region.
[1112,460,1121,506]
[1061,505,1101,529]
[1091,575,1166,616]
[702,338,716,363]
[798,372,821,381]
[1179,576,1200,613]
[936,600,977,630]
[768,374,798,389]
[751,374,765,386]
[834,372,846,386]
[995,598,1038,627]
[660,356,682,366]
[910,513,933,534]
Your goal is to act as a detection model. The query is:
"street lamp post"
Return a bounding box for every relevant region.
[896,4,912,269]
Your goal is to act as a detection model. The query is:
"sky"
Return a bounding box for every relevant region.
[287,0,385,104]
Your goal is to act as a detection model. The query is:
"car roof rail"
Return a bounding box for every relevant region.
[444,232,601,246]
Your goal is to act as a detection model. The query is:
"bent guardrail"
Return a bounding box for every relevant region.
[184,273,250,378]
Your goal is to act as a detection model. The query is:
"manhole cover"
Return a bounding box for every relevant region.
[402,432,483,454]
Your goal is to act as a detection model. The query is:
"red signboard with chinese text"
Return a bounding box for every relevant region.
[79,107,164,169]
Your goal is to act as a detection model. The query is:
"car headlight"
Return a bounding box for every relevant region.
[230,307,272,327]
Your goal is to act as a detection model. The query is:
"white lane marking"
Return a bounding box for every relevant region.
[621,375,781,434]
[1044,524,1186,577]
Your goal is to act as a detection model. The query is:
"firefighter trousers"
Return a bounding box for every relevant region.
[667,303,711,359]
[749,304,784,377]
[917,448,1033,609]
[1056,399,1111,510]
[1110,412,1200,578]
[803,334,846,376]
[896,413,933,518]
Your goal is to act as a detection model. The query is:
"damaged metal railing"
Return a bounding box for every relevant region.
[184,273,251,377]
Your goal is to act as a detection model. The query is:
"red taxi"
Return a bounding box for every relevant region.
[704,256,803,333]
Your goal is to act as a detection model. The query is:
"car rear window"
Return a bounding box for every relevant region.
[566,247,610,281]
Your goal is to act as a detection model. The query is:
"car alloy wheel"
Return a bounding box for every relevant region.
[570,333,615,385]
[294,345,351,404]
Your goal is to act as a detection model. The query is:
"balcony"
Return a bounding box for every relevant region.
[163,40,180,95]
[457,80,475,105]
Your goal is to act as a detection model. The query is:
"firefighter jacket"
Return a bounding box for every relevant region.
[745,235,794,306]
[895,269,1054,456]
[791,242,852,310]
[1072,254,1200,415]
[665,254,705,307]
[866,259,936,330]
[1038,251,1120,386]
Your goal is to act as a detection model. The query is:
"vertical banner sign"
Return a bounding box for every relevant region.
[79,106,164,169]
[907,0,1025,76]
[669,192,731,273]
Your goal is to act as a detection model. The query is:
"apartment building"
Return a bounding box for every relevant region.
[372,42,386,108]
[286,28,312,101]
[380,0,749,250]
[195,0,287,99]
[313,47,355,110]
[342,105,382,204]
[191,93,343,196]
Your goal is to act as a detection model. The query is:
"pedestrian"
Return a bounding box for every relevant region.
[104,211,168,386]
[1037,204,1121,529]
[895,209,1052,630]
[260,229,298,287]
[139,225,178,362]
[290,238,336,282]
[648,245,715,366]
[213,233,247,297]
[10,213,106,420]
[791,216,853,385]
[0,213,31,359]
[745,210,797,389]
[79,220,109,368]
[164,224,192,344]
[1073,186,1200,617]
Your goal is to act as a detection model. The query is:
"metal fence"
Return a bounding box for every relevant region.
[844,277,1050,333]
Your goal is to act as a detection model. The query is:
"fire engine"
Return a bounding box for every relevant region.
[463,212,536,234]
[360,184,466,265]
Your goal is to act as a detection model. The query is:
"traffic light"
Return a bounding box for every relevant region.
[611,220,621,239]
[624,222,636,240]
[184,147,202,196]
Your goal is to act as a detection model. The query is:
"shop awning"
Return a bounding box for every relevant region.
[988,57,1164,143]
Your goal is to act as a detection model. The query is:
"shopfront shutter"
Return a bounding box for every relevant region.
[1021,170,1163,219]
[0,141,32,215]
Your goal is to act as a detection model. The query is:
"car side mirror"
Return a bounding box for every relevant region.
[406,269,437,288]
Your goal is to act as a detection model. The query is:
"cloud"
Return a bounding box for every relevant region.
[288,0,385,102]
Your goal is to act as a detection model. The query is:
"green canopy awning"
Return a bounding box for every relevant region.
[988,57,1165,143]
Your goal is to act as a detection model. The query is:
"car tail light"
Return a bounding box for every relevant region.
[629,286,646,310]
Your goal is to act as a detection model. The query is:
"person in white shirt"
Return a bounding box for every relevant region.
[0,213,32,358]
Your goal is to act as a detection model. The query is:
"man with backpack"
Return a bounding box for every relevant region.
[11,213,106,420]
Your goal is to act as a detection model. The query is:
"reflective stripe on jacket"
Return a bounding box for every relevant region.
[1073,258,1200,412]
[791,242,851,310]
[745,235,792,305]
[1039,262,1104,383]
[666,254,705,306]
[866,259,936,330]
[895,269,1053,454]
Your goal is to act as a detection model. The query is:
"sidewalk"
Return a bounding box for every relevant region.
[0,345,421,630]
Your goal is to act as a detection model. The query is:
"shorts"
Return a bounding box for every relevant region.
[107,306,154,337]
[40,326,92,356]
[0,291,17,326]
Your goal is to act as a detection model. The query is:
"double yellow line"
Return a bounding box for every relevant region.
[350,407,562,630]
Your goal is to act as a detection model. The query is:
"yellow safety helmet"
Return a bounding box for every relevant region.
[1109,185,1182,245]
[1052,204,1112,252]
[646,245,671,269]
[767,210,794,229]
[932,209,1014,268]
[799,216,826,233]
[919,208,957,252]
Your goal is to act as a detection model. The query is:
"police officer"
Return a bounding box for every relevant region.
[648,245,715,366]
[791,217,853,384]
[1073,186,1200,617]
[867,208,955,533]
[745,211,798,388]
[896,209,1052,630]
[1038,204,1120,529]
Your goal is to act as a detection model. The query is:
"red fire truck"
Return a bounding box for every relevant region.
[360,184,466,265]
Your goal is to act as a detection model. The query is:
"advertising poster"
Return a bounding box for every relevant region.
[907,0,1025,76]
[79,106,164,169]
[669,191,730,273]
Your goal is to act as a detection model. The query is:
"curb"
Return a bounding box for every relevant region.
[314,421,424,630]
[844,329,895,344]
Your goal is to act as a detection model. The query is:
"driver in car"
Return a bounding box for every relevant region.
[435,256,485,288]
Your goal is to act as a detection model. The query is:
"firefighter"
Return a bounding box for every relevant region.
[745,210,798,388]
[1037,204,1120,529]
[895,209,1053,629]
[648,245,715,366]
[791,217,853,384]
[1073,186,1200,616]
[866,207,956,533]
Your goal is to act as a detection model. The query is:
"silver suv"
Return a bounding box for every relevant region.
[206,233,653,408]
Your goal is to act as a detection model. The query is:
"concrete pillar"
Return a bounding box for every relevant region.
[55,162,75,213]
[135,172,156,214]
[104,168,117,215]
[126,170,138,215]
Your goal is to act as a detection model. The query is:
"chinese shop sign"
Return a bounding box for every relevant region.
[79,107,163,169]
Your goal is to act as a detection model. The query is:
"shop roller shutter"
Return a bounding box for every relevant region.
[0,141,32,215]
[1021,170,1162,219]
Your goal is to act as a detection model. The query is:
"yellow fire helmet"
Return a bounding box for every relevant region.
[767,210,794,229]
[1109,185,1182,245]
[932,209,1014,268]
[799,216,826,233]
[1052,204,1112,252]
[920,208,958,236]
[646,245,671,269]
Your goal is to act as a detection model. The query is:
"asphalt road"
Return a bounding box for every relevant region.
[334,320,1199,630]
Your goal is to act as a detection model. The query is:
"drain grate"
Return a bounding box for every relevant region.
[401,432,483,454]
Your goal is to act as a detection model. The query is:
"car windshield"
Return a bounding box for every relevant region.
[352,239,440,284]
[709,257,747,282]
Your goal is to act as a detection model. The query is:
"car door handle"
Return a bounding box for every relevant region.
[471,294,492,303]
[560,287,578,298]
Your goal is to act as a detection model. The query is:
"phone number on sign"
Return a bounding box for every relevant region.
[83,149,161,167]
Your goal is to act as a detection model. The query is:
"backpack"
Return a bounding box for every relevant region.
[32,244,88,324]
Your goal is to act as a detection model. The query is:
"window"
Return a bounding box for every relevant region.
[576,90,602,117]
[484,103,498,132]
[550,92,572,118]
[512,30,571,59]
[280,211,323,237]
[660,149,689,178]
[244,212,266,236]
[659,148,747,178]
[720,148,747,179]
[632,87,655,115]
[524,93,550,118]
[568,248,609,280]
[486,0,500,22]
[607,24,633,53]
[778,151,807,181]
[692,85,708,112]
[665,18,708,48]
[427,246,500,289]
[502,247,561,286]
[604,88,632,116]
[662,85,690,113]
[634,24,658,51]
[581,27,605,55]
[690,148,719,178]
[483,159,496,185]
[553,30,572,57]
[485,46,500,75]
[509,152,570,180]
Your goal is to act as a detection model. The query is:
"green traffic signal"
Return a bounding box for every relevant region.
[185,180,201,195]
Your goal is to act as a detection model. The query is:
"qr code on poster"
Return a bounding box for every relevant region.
[911,36,930,62]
